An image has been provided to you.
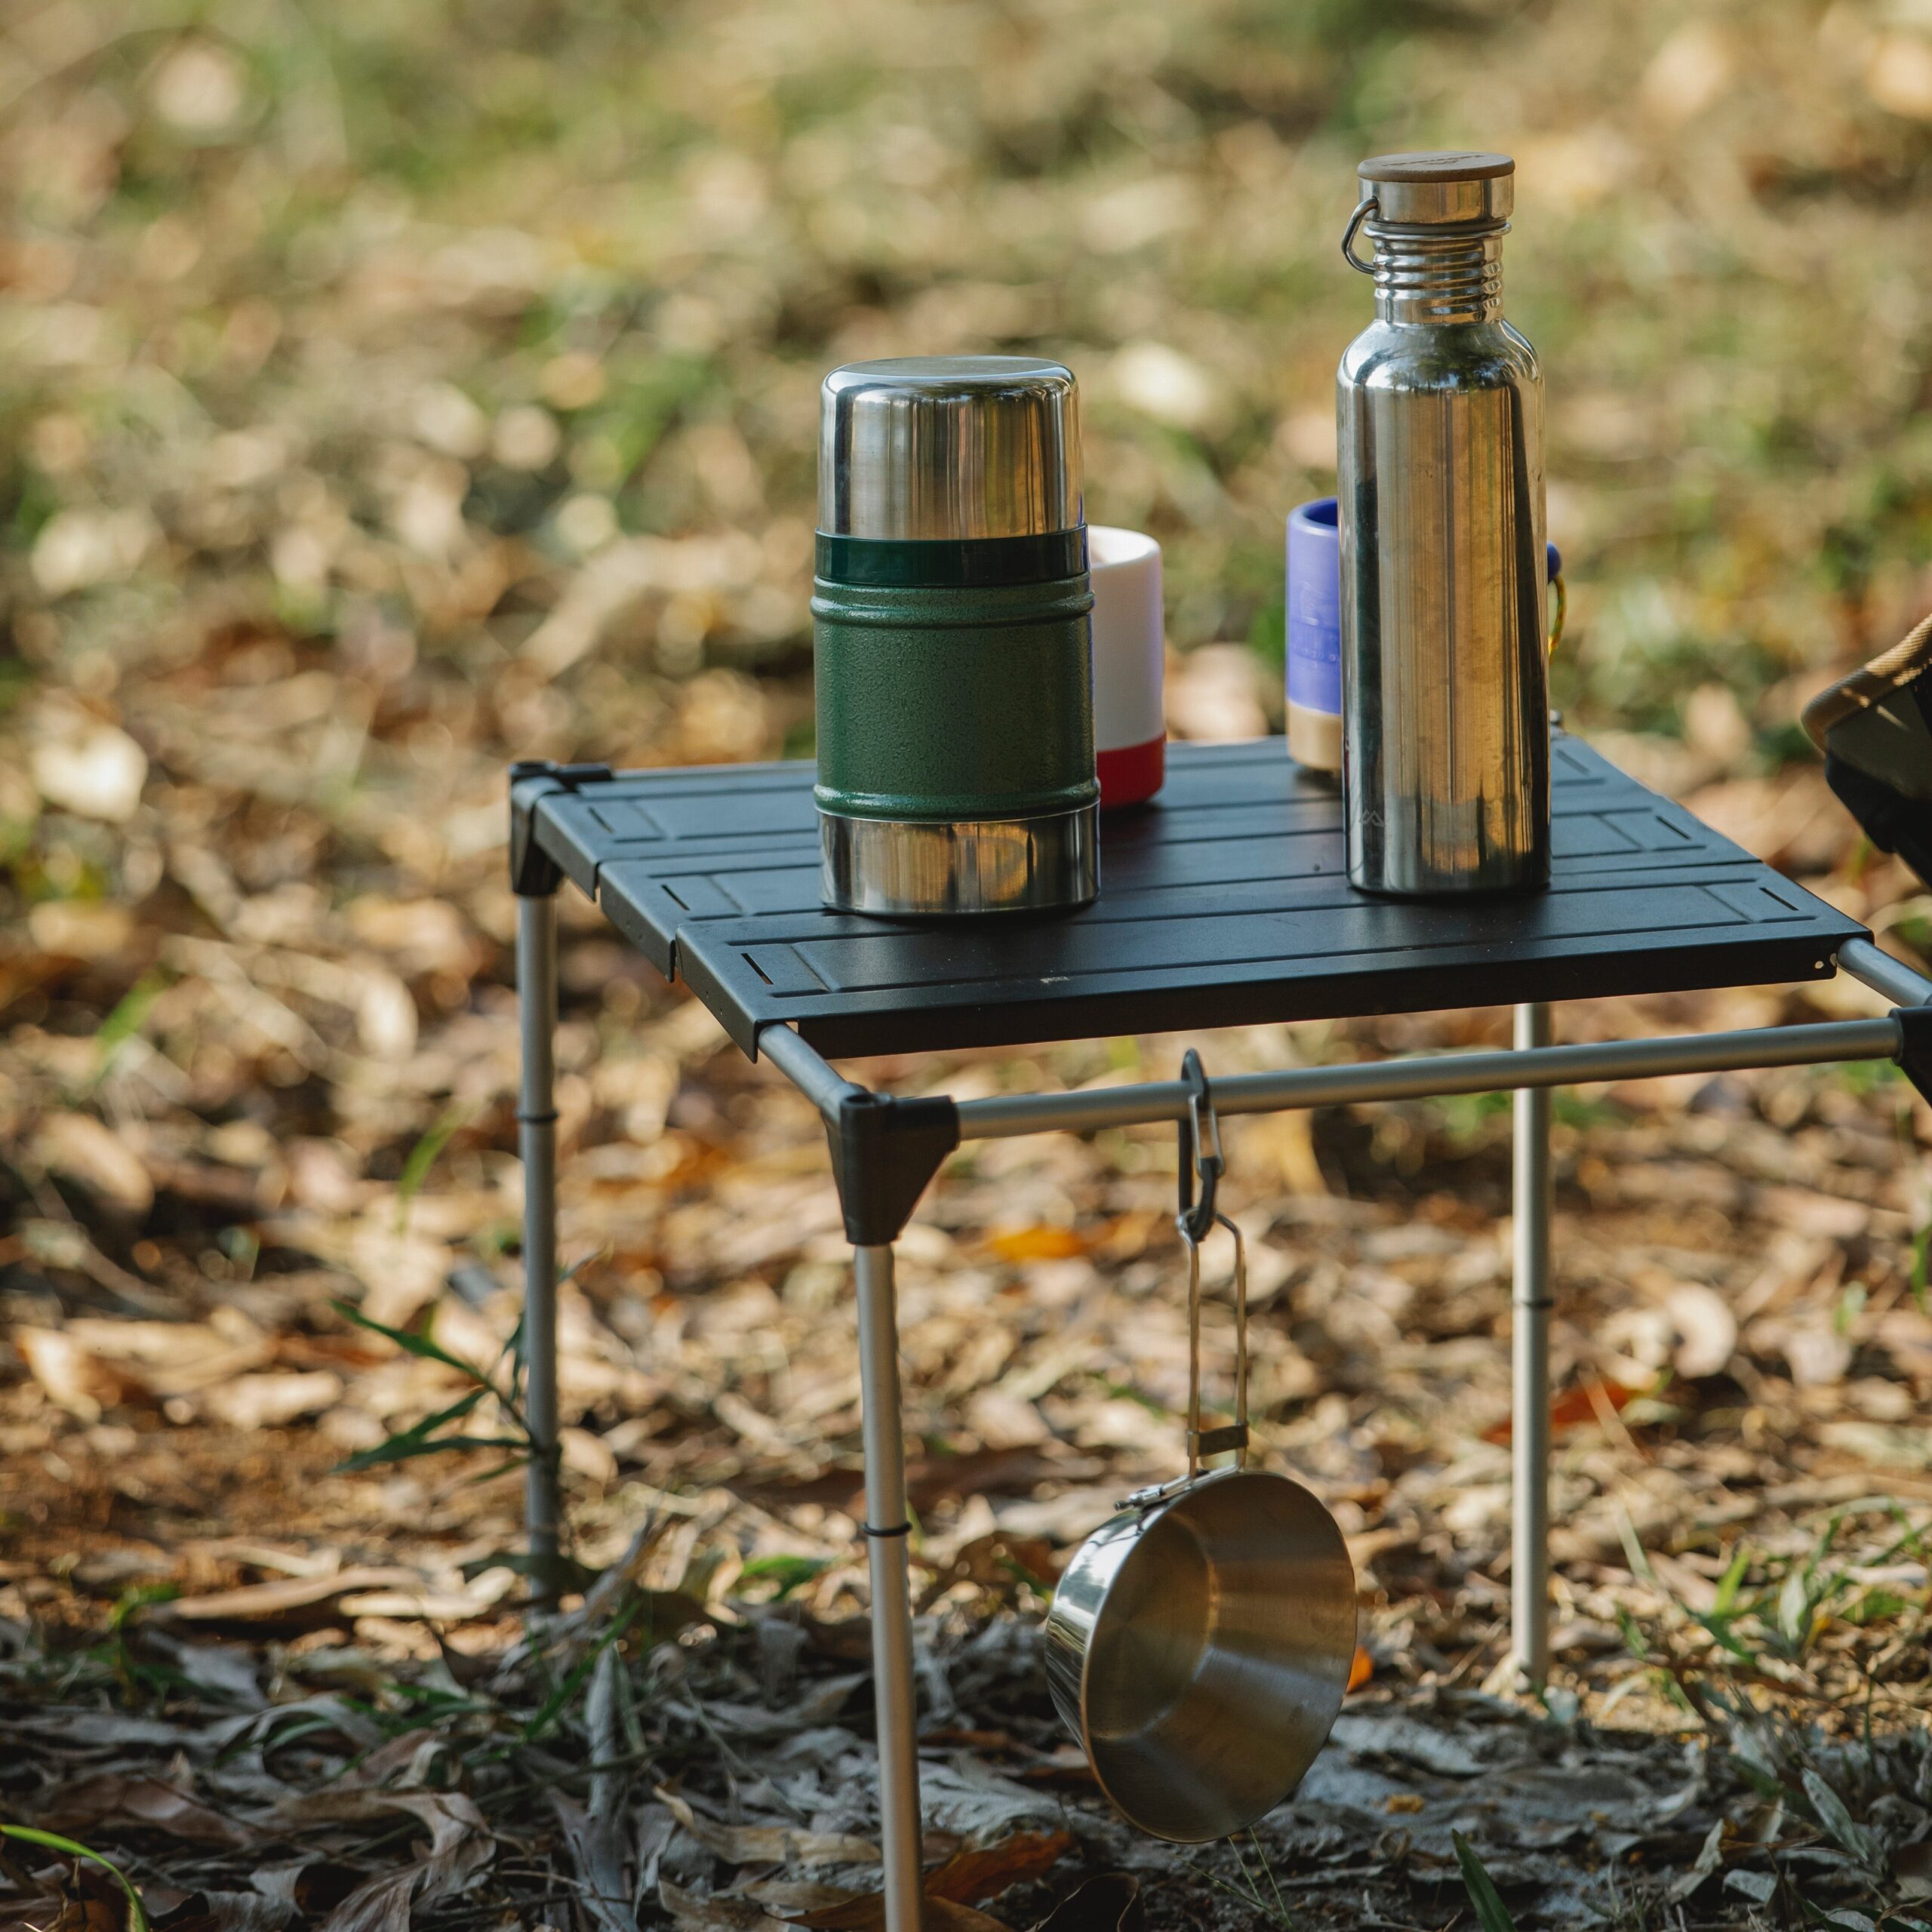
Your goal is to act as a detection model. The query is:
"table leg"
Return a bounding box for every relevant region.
[854,1242,924,1932]
[1512,1001,1554,1687]
[516,889,562,1598]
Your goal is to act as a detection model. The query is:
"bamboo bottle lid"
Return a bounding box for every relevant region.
[1357,151,1515,224]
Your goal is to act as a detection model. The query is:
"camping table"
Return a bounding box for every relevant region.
[509,734,1932,1930]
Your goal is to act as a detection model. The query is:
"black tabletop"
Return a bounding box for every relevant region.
[530,737,1867,1060]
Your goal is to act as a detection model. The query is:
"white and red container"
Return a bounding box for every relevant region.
[1088,525,1166,808]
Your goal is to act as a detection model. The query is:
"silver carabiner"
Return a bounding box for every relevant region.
[1175,1053,1249,1479]
[1178,1048,1223,1240]
[1340,192,1379,276]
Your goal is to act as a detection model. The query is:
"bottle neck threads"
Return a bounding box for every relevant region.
[1369,218,1506,325]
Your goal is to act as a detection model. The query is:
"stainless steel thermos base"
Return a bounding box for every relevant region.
[819,804,1099,916]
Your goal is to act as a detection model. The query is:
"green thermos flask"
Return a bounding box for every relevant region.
[814,356,1100,915]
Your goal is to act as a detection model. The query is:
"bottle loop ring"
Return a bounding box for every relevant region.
[1340,194,1380,275]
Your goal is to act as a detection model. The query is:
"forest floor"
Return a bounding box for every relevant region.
[4,648,1931,1932]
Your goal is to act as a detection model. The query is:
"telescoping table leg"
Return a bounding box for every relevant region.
[854,1243,925,1932]
[1512,1001,1555,1687]
[516,889,562,1598]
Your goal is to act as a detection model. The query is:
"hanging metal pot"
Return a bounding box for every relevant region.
[1042,1054,1357,1844]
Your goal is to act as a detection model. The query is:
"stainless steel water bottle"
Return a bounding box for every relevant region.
[814,356,1100,915]
[1337,151,1550,896]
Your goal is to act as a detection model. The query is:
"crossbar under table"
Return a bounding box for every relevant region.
[509,741,1932,1932]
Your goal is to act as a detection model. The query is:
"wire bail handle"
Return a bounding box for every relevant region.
[1341,193,1379,275]
[1176,1051,1250,1479]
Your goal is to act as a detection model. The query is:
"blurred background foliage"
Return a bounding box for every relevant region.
[8,21,1932,1913]
[6,0,1932,909]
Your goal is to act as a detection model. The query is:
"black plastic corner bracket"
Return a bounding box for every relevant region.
[1895,1001,1932,1106]
[509,759,614,897]
[825,1089,960,1247]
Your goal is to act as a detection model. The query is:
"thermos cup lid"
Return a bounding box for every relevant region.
[1357,150,1514,225]
[820,355,1082,541]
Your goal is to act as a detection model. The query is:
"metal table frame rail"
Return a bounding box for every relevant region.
[513,752,1932,1932]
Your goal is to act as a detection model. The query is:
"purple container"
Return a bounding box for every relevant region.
[1287,497,1562,779]
[1286,497,1342,777]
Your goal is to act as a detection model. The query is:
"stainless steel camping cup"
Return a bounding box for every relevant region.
[1043,1058,1357,1842]
[813,357,1100,915]
[1044,1464,1358,1843]
[1337,151,1552,897]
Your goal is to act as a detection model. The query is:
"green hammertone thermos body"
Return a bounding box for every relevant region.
[814,357,1100,915]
